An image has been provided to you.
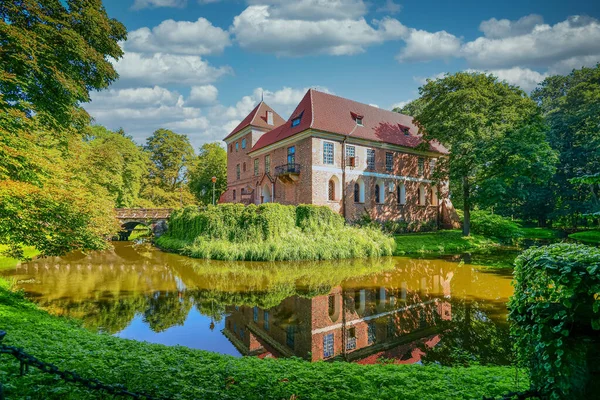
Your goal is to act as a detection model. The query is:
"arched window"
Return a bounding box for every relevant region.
[375,179,385,204]
[328,179,335,201]
[375,184,381,204]
[419,184,426,206]
[397,182,406,205]
[354,183,360,202]
[355,178,365,203]
[431,185,439,206]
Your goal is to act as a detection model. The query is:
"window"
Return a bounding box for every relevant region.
[419,184,426,206]
[236,164,240,180]
[397,182,406,205]
[235,142,239,152]
[431,185,439,206]
[375,184,381,204]
[265,155,271,173]
[368,322,376,345]
[264,311,270,330]
[253,307,258,322]
[287,146,296,165]
[241,138,247,149]
[286,326,296,348]
[385,152,393,171]
[354,179,365,203]
[367,149,375,170]
[347,327,357,351]
[243,162,246,173]
[328,179,335,201]
[291,112,303,127]
[430,158,436,173]
[254,159,259,176]
[323,333,334,358]
[356,117,363,126]
[403,128,409,136]
[418,157,425,176]
[323,142,334,165]
[233,189,236,200]
[354,183,360,202]
[346,145,356,167]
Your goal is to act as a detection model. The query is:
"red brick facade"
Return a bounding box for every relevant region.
[222,90,449,225]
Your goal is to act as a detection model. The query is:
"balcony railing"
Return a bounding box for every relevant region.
[275,163,301,176]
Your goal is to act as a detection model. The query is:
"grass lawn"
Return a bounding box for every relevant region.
[519,227,562,240]
[0,279,527,400]
[569,230,600,244]
[0,244,40,271]
[394,230,497,256]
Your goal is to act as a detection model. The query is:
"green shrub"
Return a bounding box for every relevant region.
[470,211,523,242]
[157,203,395,261]
[569,230,600,244]
[509,244,600,399]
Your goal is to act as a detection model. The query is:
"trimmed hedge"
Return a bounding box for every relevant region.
[157,204,394,261]
[509,243,600,399]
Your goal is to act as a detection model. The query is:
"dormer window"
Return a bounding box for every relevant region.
[404,128,409,136]
[291,112,303,127]
[351,112,364,126]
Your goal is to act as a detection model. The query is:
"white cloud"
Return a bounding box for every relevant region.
[114,52,232,86]
[132,0,186,10]
[187,85,219,106]
[246,0,368,21]
[466,67,548,92]
[462,16,600,69]
[413,72,447,85]
[390,100,411,110]
[397,29,461,62]
[125,18,231,55]
[376,0,402,15]
[90,86,184,108]
[479,14,544,39]
[548,54,600,75]
[369,103,380,108]
[231,5,406,56]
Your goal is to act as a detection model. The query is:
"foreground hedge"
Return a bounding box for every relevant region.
[509,244,600,399]
[0,282,527,399]
[157,204,395,261]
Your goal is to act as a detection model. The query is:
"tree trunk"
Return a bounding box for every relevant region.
[462,176,470,236]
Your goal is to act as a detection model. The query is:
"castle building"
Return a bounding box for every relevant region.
[222,89,449,225]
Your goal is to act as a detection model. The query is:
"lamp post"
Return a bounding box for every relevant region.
[211,176,217,205]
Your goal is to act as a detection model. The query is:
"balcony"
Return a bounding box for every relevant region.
[275,163,301,183]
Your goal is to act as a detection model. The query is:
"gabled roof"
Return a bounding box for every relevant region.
[250,89,447,154]
[224,101,285,141]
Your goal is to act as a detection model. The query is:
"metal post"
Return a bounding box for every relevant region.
[211,176,217,206]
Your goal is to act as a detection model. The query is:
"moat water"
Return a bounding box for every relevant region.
[1,242,518,366]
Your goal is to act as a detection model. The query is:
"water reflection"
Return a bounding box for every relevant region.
[2,242,514,366]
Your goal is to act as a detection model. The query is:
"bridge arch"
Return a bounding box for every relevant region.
[114,208,171,241]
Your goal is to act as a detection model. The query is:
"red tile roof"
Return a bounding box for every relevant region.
[224,102,285,141]
[250,89,447,154]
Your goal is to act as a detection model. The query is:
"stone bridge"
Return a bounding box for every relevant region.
[114,208,172,240]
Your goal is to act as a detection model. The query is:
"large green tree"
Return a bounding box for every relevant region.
[412,72,557,235]
[0,0,126,258]
[189,142,227,205]
[532,64,600,225]
[141,129,196,208]
[0,0,126,130]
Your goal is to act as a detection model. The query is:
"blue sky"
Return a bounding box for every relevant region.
[86,0,600,149]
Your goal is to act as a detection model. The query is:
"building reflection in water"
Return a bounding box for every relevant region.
[223,272,454,364]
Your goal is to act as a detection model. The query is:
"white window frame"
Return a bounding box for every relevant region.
[367,149,375,170]
[323,141,334,165]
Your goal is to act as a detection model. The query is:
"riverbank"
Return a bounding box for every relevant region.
[568,230,600,244]
[157,204,395,261]
[0,278,526,399]
[394,230,498,255]
[0,245,39,270]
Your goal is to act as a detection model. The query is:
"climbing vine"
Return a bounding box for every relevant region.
[508,243,600,399]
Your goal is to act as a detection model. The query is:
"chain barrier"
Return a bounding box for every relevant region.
[0,331,170,400]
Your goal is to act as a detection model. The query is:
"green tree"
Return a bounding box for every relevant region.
[532,64,600,226]
[0,0,126,130]
[141,129,196,208]
[393,98,427,117]
[413,72,556,236]
[189,142,227,205]
[0,1,126,258]
[80,126,149,208]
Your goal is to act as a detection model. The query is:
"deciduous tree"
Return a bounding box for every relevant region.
[189,142,227,205]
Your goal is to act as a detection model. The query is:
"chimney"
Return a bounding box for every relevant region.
[267,110,273,125]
